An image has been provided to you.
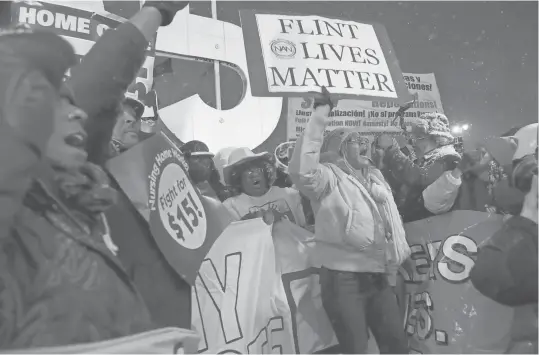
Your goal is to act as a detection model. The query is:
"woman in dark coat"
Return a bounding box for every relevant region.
[0,26,153,349]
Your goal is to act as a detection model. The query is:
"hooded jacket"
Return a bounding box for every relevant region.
[289,112,388,273]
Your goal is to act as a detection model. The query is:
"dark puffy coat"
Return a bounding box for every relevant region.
[0,32,153,349]
[470,216,537,306]
[470,216,538,352]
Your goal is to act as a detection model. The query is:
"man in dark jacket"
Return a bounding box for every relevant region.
[65,1,193,329]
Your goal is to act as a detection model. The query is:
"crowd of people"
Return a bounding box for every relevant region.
[0,0,537,353]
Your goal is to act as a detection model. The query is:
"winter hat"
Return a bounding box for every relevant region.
[410,112,454,144]
[0,23,76,90]
[180,140,214,158]
[222,147,272,185]
[123,96,145,120]
[320,129,373,167]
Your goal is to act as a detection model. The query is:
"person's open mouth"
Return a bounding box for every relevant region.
[252,178,261,187]
[64,132,88,150]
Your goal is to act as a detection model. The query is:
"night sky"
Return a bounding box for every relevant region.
[186,1,537,148]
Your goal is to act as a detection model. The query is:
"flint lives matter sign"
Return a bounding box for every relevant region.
[240,10,412,102]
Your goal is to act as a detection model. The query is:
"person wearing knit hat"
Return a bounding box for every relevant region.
[289,88,409,354]
[375,112,461,222]
[180,140,233,202]
[110,96,145,156]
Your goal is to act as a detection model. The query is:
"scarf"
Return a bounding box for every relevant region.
[418,144,460,169]
[53,162,118,217]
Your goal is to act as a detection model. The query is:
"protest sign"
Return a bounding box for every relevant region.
[107,131,230,285]
[287,72,444,141]
[12,0,156,116]
[240,10,411,102]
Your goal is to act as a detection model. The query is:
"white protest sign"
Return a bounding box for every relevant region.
[240,11,411,102]
[287,72,444,141]
[257,14,395,96]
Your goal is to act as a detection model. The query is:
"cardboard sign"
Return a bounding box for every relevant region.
[107,131,231,285]
[287,72,444,141]
[240,10,411,102]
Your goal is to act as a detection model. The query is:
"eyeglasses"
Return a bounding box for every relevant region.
[243,167,263,176]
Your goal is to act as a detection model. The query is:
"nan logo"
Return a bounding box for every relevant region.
[270,39,296,59]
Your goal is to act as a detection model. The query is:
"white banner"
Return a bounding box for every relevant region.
[287,72,444,141]
[254,13,398,99]
[191,219,296,353]
[191,219,341,354]
[10,327,200,354]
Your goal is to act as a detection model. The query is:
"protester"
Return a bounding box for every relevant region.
[65,1,194,330]
[180,140,233,202]
[110,97,145,157]
[289,88,408,354]
[0,26,155,349]
[470,123,538,353]
[424,132,526,215]
[222,147,307,227]
[376,112,461,222]
[75,1,188,167]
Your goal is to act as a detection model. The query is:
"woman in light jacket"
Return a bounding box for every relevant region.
[288,89,408,354]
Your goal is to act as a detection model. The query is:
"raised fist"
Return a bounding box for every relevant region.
[143,1,189,26]
[376,134,396,150]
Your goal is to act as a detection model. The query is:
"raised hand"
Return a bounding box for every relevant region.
[143,1,189,26]
[309,86,335,126]
[376,134,396,150]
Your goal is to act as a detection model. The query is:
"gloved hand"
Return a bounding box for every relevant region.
[311,86,337,111]
[143,1,189,26]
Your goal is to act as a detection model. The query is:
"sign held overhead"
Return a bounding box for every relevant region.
[240,10,412,103]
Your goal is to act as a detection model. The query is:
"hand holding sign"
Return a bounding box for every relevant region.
[310,86,335,126]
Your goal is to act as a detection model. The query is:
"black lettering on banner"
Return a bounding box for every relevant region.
[281,267,320,354]
[246,316,285,354]
[196,253,243,346]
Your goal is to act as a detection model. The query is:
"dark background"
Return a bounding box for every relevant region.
[156,1,538,151]
[6,1,536,150]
